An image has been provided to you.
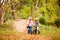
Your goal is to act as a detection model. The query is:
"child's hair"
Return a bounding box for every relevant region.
[28,16,32,20]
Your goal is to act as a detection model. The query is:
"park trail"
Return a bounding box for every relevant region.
[13,19,52,40]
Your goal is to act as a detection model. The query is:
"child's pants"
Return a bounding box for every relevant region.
[36,27,40,34]
[33,27,40,34]
[27,26,32,34]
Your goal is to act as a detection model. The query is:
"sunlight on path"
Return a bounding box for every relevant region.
[13,19,27,33]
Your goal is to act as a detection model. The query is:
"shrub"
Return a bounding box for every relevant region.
[0,23,8,28]
[46,22,54,26]
[39,18,46,25]
[54,19,60,28]
[0,21,18,34]
[0,23,13,30]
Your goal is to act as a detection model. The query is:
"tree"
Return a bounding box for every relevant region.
[0,0,7,24]
[11,1,15,19]
[36,0,41,18]
[10,0,27,19]
[31,0,34,19]
[31,0,40,19]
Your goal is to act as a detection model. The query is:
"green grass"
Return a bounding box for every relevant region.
[40,25,60,40]
[0,29,18,34]
[0,20,18,35]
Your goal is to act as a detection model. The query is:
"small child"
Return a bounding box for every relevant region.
[26,17,34,34]
[33,18,40,34]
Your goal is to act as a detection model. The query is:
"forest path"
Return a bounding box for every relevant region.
[13,19,27,33]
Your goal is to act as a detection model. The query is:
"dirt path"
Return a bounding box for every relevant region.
[13,19,27,33]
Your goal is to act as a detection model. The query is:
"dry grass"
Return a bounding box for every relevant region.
[0,33,52,40]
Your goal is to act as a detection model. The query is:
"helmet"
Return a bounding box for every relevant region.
[34,18,39,20]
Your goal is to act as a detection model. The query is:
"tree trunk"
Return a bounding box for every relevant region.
[31,0,34,20]
[11,2,15,20]
[46,0,51,20]
[36,0,41,18]
[0,0,5,24]
[36,7,40,18]
[0,9,3,24]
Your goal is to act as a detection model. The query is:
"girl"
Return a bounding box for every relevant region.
[26,17,34,34]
